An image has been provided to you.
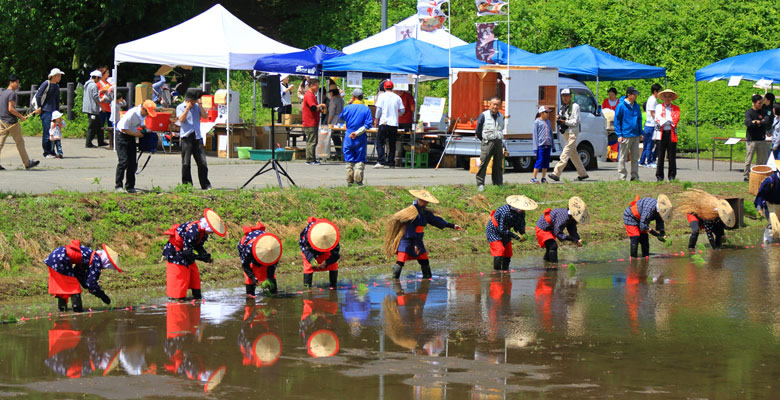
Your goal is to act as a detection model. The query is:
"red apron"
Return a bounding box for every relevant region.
[302,252,338,274]
[244,264,270,285]
[535,209,555,248]
[489,209,513,257]
[625,195,648,237]
[166,262,201,299]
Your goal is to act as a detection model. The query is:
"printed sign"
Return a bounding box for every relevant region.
[419,97,446,123]
[346,72,362,88]
[390,74,410,91]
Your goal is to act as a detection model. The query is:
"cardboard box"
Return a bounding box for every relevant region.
[439,154,457,168]
[134,82,153,105]
[282,113,302,125]
[469,157,493,174]
[287,147,307,160]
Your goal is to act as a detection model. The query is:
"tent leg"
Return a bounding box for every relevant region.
[695,81,699,170]
[596,77,599,102]
[253,78,257,149]
[227,68,231,159]
[202,68,206,90]
[113,62,119,154]
[664,76,668,89]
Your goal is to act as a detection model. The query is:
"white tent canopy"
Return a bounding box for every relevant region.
[114,4,301,69]
[343,15,467,55]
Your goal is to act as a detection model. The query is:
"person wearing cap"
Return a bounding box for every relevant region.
[302,78,326,165]
[486,195,537,270]
[237,221,282,296]
[535,197,588,263]
[277,74,293,124]
[531,105,553,183]
[339,89,374,187]
[384,189,463,279]
[0,74,40,170]
[49,110,66,158]
[654,89,681,182]
[622,195,671,258]
[676,189,735,249]
[44,240,121,312]
[373,80,405,168]
[754,160,780,243]
[35,68,64,158]
[475,97,505,190]
[83,70,106,148]
[614,87,643,181]
[744,94,772,182]
[177,88,211,190]
[299,217,341,288]
[162,209,227,300]
[114,99,157,193]
[639,83,662,169]
[549,88,589,182]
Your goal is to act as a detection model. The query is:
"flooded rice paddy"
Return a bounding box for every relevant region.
[1,247,778,399]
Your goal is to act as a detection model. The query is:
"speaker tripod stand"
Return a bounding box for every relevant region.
[241,108,296,189]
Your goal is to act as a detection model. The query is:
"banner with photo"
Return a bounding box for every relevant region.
[475,0,507,17]
[417,0,449,18]
[475,23,497,63]
[420,16,447,32]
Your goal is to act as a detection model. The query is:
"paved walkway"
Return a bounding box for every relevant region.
[0,138,747,194]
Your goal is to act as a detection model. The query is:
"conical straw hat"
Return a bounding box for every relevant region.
[307,219,340,252]
[204,366,227,392]
[102,244,122,272]
[204,208,227,237]
[408,189,439,204]
[656,194,673,221]
[770,210,780,238]
[251,233,283,266]
[307,329,340,358]
[252,333,282,365]
[657,89,678,102]
[506,195,538,211]
[568,196,589,224]
[716,199,735,228]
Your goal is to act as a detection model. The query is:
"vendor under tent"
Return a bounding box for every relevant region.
[113,3,301,157]
[450,40,533,64]
[693,47,780,169]
[342,14,467,55]
[253,45,345,76]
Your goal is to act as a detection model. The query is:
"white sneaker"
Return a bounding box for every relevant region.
[648,163,657,168]
[372,163,384,169]
[45,154,56,159]
[477,185,485,192]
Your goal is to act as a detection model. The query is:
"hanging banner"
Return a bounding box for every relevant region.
[420,16,446,32]
[396,25,416,41]
[346,72,362,88]
[475,23,497,63]
[476,0,508,16]
[417,0,449,17]
[390,74,410,91]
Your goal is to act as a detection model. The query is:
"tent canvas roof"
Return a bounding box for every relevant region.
[114,4,301,70]
[253,45,344,76]
[342,15,466,55]
[451,40,533,64]
[695,47,780,82]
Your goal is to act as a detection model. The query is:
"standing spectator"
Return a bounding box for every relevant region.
[108,78,126,126]
[530,106,553,184]
[176,89,211,190]
[764,93,776,138]
[97,68,112,128]
[83,70,105,148]
[373,81,404,168]
[115,100,156,193]
[614,87,643,181]
[771,104,780,160]
[0,74,39,170]
[654,89,680,182]
[339,89,373,187]
[549,88,588,182]
[49,111,66,158]
[744,94,771,182]
[601,87,619,111]
[327,89,344,159]
[302,78,325,165]
[475,97,505,190]
[34,68,64,158]
[277,74,293,123]
[640,83,662,168]
[396,88,416,133]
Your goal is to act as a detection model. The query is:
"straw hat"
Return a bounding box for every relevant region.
[568,196,589,224]
[658,89,678,102]
[408,189,439,204]
[252,333,282,366]
[506,195,538,211]
[204,208,227,237]
[775,159,780,171]
[204,366,227,392]
[656,194,673,221]
[770,211,780,238]
[251,233,283,266]
[102,348,122,376]
[307,219,340,252]
[102,244,122,272]
[716,199,735,228]
[307,329,340,358]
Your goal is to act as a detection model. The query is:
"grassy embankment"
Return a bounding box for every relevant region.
[0,181,762,317]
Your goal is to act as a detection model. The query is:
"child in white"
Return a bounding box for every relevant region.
[49,111,66,158]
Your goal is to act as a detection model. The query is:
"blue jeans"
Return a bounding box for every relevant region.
[52,140,62,156]
[40,111,53,157]
[639,126,656,164]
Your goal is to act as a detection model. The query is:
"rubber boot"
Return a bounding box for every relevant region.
[629,238,639,258]
[542,249,549,262]
[688,232,699,250]
[493,257,503,271]
[245,284,256,296]
[640,235,650,258]
[501,257,511,271]
[547,247,558,263]
[329,270,338,289]
[269,278,279,295]
[191,289,202,300]
[392,263,404,280]
[303,273,313,288]
[71,294,83,313]
[57,297,68,312]
[420,260,432,279]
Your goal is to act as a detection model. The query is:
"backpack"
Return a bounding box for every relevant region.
[31,81,49,112]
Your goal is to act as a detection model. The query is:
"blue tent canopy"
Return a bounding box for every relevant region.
[450,40,533,64]
[508,44,666,81]
[695,48,780,82]
[322,38,485,77]
[253,44,345,76]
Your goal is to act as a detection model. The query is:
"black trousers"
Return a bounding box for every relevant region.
[376,124,398,166]
[85,113,105,146]
[181,135,211,189]
[115,134,137,189]
[630,234,650,258]
[655,129,677,180]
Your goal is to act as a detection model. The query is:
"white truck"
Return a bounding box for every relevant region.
[443,66,607,171]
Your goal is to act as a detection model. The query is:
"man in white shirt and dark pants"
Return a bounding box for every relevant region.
[373,80,404,168]
[639,83,661,168]
[115,100,157,193]
[177,89,211,190]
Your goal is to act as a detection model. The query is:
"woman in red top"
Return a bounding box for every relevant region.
[601,87,619,111]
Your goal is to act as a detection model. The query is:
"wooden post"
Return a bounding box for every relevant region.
[66,82,75,120]
[126,82,135,107]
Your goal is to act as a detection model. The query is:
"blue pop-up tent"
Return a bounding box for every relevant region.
[450,40,533,64]
[254,44,344,76]
[322,38,484,77]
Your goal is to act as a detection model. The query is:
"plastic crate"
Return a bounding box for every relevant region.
[144,112,171,132]
[404,152,429,168]
[248,149,294,161]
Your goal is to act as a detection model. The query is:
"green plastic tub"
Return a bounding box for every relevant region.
[248,149,294,161]
[236,147,252,159]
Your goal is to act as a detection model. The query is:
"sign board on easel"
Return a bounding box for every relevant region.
[419,97,446,123]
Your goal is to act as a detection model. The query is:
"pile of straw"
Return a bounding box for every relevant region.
[674,189,719,219]
[382,206,419,258]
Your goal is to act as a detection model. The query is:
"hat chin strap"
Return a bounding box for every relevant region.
[199,217,214,233]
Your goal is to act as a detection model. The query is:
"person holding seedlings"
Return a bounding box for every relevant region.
[384,189,464,280]
[49,110,66,158]
[162,208,227,300]
[237,221,282,296]
[299,217,341,288]
[622,194,672,258]
[486,195,538,270]
[676,189,735,249]
[44,240,122,312]
[535,197,589,263]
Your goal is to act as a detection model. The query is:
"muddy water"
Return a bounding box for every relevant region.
[1,247,779,399]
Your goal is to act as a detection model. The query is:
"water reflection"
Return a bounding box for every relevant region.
[45,318,120,379]
[300,292,340,358]
[164,302,226,392]
[238,300,281,367]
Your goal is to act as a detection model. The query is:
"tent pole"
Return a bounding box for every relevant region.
[664,76,668,89]
[227,68,231,159]
[253,77,257,149]
[202,68,206,90]
[113,61,119,154]
[596,77,599,102]
[695,80,699,170]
